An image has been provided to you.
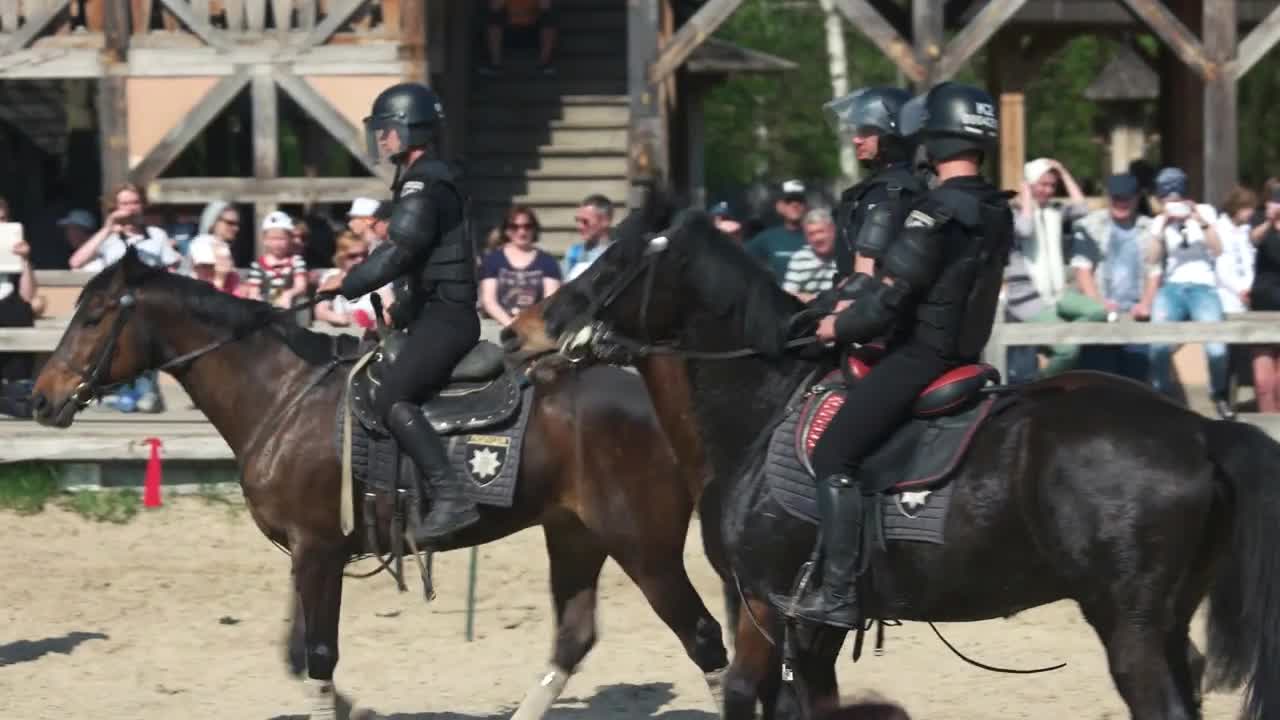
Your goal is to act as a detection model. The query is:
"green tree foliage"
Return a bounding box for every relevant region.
[703,0,898,191]
[1024,36,1107,186]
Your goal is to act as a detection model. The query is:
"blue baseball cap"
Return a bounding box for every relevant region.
[1105,174,1139,199]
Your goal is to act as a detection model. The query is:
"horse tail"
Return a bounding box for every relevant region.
[1202,418,1280,720]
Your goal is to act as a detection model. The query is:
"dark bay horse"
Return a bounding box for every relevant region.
[504,209,1280,720]
[29,248,728,719]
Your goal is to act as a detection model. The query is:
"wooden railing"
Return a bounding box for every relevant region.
[0,0,403,43]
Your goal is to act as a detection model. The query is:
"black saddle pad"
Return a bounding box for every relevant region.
[338,379,536,509]
[765,371,1003,543]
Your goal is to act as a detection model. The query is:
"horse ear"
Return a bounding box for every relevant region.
[121,245,149,285]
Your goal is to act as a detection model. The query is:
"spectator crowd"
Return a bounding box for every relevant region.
[4,150,1280,422]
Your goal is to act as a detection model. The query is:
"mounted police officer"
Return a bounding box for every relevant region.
[334,82,481,540]
[775,82,1014,629]
[820,86,927,289]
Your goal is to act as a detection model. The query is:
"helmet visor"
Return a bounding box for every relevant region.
[363,115,410,165]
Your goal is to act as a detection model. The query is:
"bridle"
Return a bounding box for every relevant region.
[63,289,331,410]
[556,233,819,365]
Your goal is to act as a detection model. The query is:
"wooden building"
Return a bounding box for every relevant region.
[0,0,793,259]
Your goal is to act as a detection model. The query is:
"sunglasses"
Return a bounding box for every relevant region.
[219,217,240,227]
[345,252,367,261]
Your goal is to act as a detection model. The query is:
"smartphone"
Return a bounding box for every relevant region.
[0,223,22,274]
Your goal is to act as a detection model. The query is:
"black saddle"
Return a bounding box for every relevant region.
[348,333,521,437]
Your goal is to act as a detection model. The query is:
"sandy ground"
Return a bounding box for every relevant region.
[0,497,1245,720]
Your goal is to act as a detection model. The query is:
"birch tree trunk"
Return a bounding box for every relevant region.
[818,0,858,185]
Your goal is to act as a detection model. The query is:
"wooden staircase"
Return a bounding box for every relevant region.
[464,0,630,256]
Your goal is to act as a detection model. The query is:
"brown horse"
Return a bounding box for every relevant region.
[29,248,728,719]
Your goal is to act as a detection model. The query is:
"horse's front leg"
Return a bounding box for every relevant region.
[294,541,351,720]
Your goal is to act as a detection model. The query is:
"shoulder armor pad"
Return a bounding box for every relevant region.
[926,186,982,227]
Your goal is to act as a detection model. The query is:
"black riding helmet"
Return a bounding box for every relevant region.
[824,86,913,165]
[364,82,445,164]
[917,82,998,163]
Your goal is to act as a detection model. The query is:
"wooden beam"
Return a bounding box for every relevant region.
[1233,1,1280,79]
[271,69,391,180]
[295,0,367,49]
[1118,0,1216,81]
[1203,0,1237,206]
[832,0,926,84]
[129,70,252,185]
[399,0,427,82]
[914,0,944,85]
[147,177,392,204]
[1,0,70,54]
[251,71,278,180]
[935,0,1027,82]
[647,0,745,86]
[628,0,667,204]
[155,0,231,51]
[98,0,130,195]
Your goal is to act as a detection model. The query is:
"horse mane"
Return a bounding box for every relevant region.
[86,256,342,366]
[668,211,806,357]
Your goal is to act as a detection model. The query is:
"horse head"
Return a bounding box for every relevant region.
[32,246,170,427]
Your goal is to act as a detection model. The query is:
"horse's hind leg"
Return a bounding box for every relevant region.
[1084,605,1195,720]
[293,542,351,720]
[510,516,609,720]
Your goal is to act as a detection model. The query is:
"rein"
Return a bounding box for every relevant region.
[65,290,335,409]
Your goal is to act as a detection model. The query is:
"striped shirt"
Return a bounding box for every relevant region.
[782,247,837,295]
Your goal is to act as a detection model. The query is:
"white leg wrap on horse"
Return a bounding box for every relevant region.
[510,666,571,720]
[704,668,727,712]
[307,679,339,720]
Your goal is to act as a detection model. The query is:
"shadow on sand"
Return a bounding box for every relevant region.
[0,631,109,667]
[269,681,716,720]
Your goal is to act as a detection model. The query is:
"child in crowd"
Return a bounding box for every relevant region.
[245,211,308,309]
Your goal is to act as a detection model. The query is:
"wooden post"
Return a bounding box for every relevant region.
[1203,0,1236,206]
[647,0,745,86]
[1157,0,1205,196]
[628,0,666,207]
[912,0,943,87]
[832,0,926,84]
[400,0,427,83]
[687,80,707,209]
[98,0,131,198]
[252,69,279,254]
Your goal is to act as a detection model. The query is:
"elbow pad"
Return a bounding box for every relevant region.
[881,224,944,296]
[386,189,437,256]
[836,272,877,301]
[852,203,897,259]
[340,243,413,299]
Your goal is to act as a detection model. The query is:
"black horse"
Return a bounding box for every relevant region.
[504,208,1280,720]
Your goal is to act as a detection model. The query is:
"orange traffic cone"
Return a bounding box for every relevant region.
[143,437,163,508]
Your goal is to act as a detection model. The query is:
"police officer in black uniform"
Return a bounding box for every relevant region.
[822,86,928,289]
[336,82,481,541]
[775,82,1014,629]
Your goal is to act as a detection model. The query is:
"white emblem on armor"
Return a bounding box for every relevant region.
[905,210,937,228]
[896,490,932,518]
[645,234,669,254]
[401,180,425,196]
[468,447,501,480]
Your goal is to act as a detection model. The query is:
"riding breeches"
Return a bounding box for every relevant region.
[373,304,480,424]
[810,342,951,480]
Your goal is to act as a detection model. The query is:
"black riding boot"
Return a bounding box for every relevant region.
[388,402,480,541]
[774,473,863,629]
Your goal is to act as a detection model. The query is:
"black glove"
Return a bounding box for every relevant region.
[807,287,840,315]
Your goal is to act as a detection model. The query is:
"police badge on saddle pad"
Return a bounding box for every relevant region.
[463,434,511,486]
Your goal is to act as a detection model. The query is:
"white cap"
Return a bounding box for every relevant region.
[781,179,806,196]
[347,197,380,218]
[261,211,294,232]
[189,239,217,266]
